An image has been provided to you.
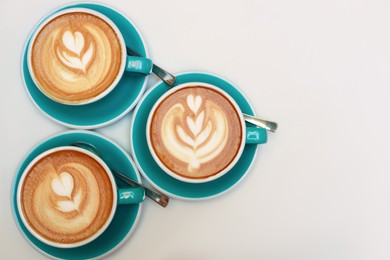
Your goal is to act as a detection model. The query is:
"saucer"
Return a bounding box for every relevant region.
[130,72,261,200]
[12,130,142,259]
[21,2,149,129]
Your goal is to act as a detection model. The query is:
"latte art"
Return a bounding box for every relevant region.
[20,150,114,244]
[150,86,242,179]
[30,11,122,104]
[57,30,94,74]
[162,95,229,172]
[51,171,82,213]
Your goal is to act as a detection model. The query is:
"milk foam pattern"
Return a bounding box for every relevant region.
[30,12,122,103]
[161,94,229,172]
[51,171,82,212]
[45,161,99,219]
[57,31,94,73]
[20,149,114,244]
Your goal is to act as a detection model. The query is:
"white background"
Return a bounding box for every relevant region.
[1,0,390,259]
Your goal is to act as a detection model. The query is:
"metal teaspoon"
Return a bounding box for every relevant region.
[72,142,169,208]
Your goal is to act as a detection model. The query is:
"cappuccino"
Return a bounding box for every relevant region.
[30,10,123,104]
[19,149,114,245]
[149,85,243,180]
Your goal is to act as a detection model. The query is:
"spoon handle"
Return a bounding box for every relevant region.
[113,170,169,208]
[72,142,169,207]
[151,64,176,86]
[243,113,278,132]
[126,47,175,86]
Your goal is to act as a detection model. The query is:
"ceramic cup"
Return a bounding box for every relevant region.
[146,82,267,183]
[16,146,145,248]
[27,8,152,105]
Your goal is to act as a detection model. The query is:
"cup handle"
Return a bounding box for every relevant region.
[245,127,268,144]
[117,187,145,204]
[125,56,153,75]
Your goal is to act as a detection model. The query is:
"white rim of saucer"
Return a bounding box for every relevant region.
[130,70,260,201]
[11,129,143,259]
[20,1,150,130]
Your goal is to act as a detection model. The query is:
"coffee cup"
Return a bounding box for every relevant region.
[146,82,267,183]
[16,146,145,248]
[27,8,152,105]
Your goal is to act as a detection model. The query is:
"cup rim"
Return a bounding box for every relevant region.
[16,146,118,248]
[146,82,246,184]
[27,7,127,106]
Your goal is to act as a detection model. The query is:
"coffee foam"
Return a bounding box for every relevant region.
[20,150,113,244]
[150,86,242,179]
[31,12,122,104]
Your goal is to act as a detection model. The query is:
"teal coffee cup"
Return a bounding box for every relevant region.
[16,146,145,248]
[146,82,267,184]
[27,8,152,105]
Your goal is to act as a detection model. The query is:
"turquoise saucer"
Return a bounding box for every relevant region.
[11,130,142,259]
[130,72,261,200]
[22,2,149,129]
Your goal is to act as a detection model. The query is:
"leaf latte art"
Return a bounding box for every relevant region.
[20,150,114,244]
[30,12,122,104]
[57,31,94,74]
[150,86,242,179]
[51,171,82,213]
[162,95,229,172]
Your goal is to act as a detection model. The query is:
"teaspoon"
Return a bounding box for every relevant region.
[126,46,176,86]
[243,113,278,132]
[72,142,169,208]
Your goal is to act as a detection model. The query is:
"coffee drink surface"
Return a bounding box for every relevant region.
[149,86,242,180]
[30,11,122,104]
[20,149,114,244]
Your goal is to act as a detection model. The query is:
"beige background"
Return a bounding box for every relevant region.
[1,0,390,259]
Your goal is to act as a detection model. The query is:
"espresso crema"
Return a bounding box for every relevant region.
[150,86,242,179]
[20,150,114,244]
[30,11,122,104]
